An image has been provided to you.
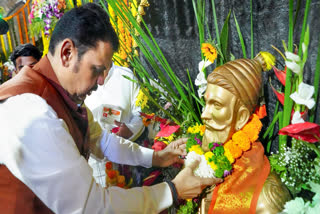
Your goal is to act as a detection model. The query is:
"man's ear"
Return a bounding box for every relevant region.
[60,39,75,68]
[235,105,250,131]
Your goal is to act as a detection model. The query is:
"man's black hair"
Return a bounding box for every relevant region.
[10,43,42,67]
[49,3,119,60]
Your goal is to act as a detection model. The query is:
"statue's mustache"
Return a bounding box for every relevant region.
[203,120,228,131]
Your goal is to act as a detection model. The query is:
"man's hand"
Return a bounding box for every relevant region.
[172,157,223,199]
[114,120,133,139]
[152,138,187,167]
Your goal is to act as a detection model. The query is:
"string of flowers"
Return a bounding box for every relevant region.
[184,114,262,179]
[108,0,149,67]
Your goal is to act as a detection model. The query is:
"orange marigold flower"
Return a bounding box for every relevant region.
[201,43,218,63]
[223,140,242,159]
[199,125,206,136]
[243,123,259,143]
[232,130,251,151]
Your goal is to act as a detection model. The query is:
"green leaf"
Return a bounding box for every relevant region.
[219,10,231,64]
[233,12,247,58]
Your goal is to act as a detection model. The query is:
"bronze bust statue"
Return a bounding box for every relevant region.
[199,54,291,213]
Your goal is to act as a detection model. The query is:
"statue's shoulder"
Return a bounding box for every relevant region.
[256,171,291,214]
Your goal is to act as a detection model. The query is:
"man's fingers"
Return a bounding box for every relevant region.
[173,137,188,146]
[187,157,201,170]
[200,177,223,186]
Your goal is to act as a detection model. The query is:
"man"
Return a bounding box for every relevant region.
[10,43,42,74]
[0,3,221,213]
[199,56,291,213]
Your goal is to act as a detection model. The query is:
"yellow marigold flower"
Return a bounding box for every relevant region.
[135,88,149,109]
[209,162,218,170]
[189,145,204,155]
[223,140,242,159]
[162,140,169,145]
[224,148,235,164]
[259,51,276,70]
[166,134,175,142]
[201,43,218,63]
[204,151,214,161]
[232,131,251,152]
[131,0,138,17]
[187,126,194,134]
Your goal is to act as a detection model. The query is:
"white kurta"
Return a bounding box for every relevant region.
[85,65,144,141]
[0,93,173,214]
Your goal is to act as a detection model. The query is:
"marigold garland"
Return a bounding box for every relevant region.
[109,0,150,67]
[186,114,262,178]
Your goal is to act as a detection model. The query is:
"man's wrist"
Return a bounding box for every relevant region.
[165,180,179,207]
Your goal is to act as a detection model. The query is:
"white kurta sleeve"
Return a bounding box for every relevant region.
[0,94,172,214]
[100,130,154,168]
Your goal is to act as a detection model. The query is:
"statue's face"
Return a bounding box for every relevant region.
[201,84,238,151]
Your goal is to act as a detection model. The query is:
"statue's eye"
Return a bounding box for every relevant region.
[214,102,222,110]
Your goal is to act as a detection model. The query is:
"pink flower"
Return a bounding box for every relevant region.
[279,122,320,143]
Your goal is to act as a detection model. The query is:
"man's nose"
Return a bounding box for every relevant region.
[97,74,105,85]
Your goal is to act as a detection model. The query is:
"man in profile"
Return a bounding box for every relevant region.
[0,3,221,213]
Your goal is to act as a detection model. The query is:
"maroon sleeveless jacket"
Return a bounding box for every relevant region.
[0,56,89,213]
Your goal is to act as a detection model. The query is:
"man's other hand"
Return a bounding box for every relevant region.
[152,138,187,167]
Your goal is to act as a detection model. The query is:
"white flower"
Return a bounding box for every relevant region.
[291,111,305,124]
[195,71,207,98]
[185,151,215,178]
[285,51,301,62]
[285,51,302,75]
[282,197,306,214]
[290,82,315,109]
[195,59,212,98]
[286,61,301,75]
[198,59,212,73]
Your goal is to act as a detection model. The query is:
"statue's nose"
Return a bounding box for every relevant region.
[201,106,211,120]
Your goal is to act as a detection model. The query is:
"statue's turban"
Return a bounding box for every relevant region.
[207,54,267,113]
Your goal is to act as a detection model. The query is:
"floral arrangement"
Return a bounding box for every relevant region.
[261,0,320,209]
[29,0,71,37]
[106,0,149,67]
[105,161,132,188]
[281,181,320,214]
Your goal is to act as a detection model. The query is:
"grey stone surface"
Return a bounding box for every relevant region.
[140,0,320,152]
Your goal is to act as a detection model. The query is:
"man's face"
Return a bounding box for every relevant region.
[68,41,114,104]
[15,56,38,73]
[201,84,238,151]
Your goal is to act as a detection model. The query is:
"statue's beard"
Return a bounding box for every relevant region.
[202,125,233,152]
